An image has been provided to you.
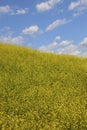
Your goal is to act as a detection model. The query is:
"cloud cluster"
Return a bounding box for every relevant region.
[0,36,24,45]
[0,27,25,45]
[39,36,87,56]
[0,1,87,56]
[36,0,61,12]
[0,26,87,56]
[21,18,71,36]
[0,5,28,15]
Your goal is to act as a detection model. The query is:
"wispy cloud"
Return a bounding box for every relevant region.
[46,19,71,31]
[0,5,13,14]
[16,8,28,15]
[69,0,87,16]
[0,26,14,36]
[36,0,61,12]
[69,1,80,10]
[55,35,61,41]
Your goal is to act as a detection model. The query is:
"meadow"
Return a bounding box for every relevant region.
[0,43,87,130]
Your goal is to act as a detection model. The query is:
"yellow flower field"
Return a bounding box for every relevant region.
[0,43,87,130]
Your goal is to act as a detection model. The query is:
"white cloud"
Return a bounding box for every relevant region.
[0,36,24,45]
[59,40,73,46]
[0,26,14,37]
[39,42,80,55]
[36,0,61,12]
[39,42,58,52]
[39,35,61,52]
[39,36,81,56]
[69,0,87,16]
[55,35,61,41]
[22,25,39,35]
[69,1,80,10]
[73,11,83,16]
[80,37,87,47]
[16,8,28,15]
[0,27,25,45]
[46,19,71,31]
[39,36,74,53]
[0,5,29,15]
[39,36,87,56]
[0,5,12,14]
[57,44,80,55]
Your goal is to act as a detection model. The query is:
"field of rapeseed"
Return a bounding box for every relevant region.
[0,43,87,130]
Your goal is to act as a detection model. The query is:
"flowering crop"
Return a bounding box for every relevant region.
[0,43,87,130]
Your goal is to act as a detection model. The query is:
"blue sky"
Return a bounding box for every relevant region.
[0,0,87,56]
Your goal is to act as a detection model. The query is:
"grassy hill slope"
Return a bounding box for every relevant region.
[0,43,87,130]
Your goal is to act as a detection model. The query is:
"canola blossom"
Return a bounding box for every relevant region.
[0,43,87,130]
